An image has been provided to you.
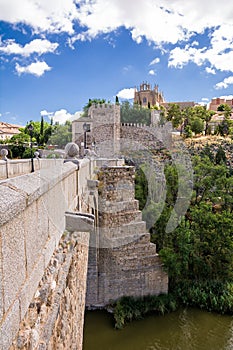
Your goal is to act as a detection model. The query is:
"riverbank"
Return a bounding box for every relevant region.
[83,307,233,350]
[111,279,233,329]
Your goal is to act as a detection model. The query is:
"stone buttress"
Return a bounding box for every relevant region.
[86,166,168,308]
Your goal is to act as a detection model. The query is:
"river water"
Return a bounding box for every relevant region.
[83,309,233,350]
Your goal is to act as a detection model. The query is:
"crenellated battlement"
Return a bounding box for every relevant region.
[90,103,114,109]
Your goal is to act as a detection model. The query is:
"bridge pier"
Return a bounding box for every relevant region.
[86,165,168,308]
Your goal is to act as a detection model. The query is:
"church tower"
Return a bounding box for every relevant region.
[134,82,165,108]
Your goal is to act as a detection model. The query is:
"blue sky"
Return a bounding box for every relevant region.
[0,0,233,126]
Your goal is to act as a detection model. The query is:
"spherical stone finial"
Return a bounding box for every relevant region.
[65,142,79,158]
[0,148,8,160]
[34,151,40,159]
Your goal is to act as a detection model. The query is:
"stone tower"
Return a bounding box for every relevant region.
[72,103,121,158]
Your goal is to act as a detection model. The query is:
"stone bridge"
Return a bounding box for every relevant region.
[0,154,168,349]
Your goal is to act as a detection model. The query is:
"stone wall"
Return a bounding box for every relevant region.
[0,157,126,349]
[0,159,66,180]
[10,231,89,350]
[0,158,40,180]
[120,125,166,152]
[0,161,80,349]
[86,166,168,308]
[72,103,172,159]
[72,104,121,157]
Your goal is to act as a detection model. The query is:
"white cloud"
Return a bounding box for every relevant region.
[1,0,233,76]
[149,57,160,66]
[198,101,208,106]
[15,60,51,76]
[0,38,58,56]
[0,0,77,34]
[149,69,156,75]
[201,98,209,102]
[219,95,233,99]
[40,109,81,124]
[117,88,135,100]
[1,0,232,46]
[168,45,206,68]
[205,67,216,75]
[74,0,191,45]
[168,23,233,72]
[73,0,233,58]
[40,109,53,117]
[50,109,72,124]
[215,76,233,90]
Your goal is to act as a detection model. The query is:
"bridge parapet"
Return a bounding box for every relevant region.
[0,160,79,349]
[0,155,125,349]
[0,158,67,180]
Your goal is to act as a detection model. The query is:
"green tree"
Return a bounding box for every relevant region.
[40,116,44,139]
[24,120,52,146]
[217,104,231,118]
[166,103,182,129]
[133,142,233,314]
[120,101,151,125]
[135,166,148,210]
[184,125,193,138]
[47,121,72,148]
[191,106,215,136]
[217,104,232,136]
[217,104,226,112]
[204,110,215,135]
[9,132,30,145]
[82,98,106,117]
[190,117,204,135]
[200,144,215,162]
[215,145,226,165]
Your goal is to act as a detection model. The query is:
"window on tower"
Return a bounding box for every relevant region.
[143,97,147,103]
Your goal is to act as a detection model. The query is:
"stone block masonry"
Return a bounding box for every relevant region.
[0,160,81,349]
[10,231,89,350]
[86,166,168,308]
[72,104,121,157]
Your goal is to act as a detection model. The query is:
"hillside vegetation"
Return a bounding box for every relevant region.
[113,135,233,328]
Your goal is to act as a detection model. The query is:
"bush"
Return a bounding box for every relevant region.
[22,148,33,159]
[112,280,233,329]
[9,145,26,158]
[173,280,233,314]
[113,294,178,329]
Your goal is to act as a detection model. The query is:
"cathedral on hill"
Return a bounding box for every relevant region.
[134,81,195,110]
[134,82,165,108]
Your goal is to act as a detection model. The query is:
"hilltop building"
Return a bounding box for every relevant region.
[161,101,195,109]
[134,82,165,107]
[0,122,21,141]
[134,82,195,110]
[209,97,233,111]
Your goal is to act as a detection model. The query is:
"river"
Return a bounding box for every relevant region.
[83,308,233,350]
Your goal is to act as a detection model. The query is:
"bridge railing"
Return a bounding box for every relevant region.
[0,158,65,180]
